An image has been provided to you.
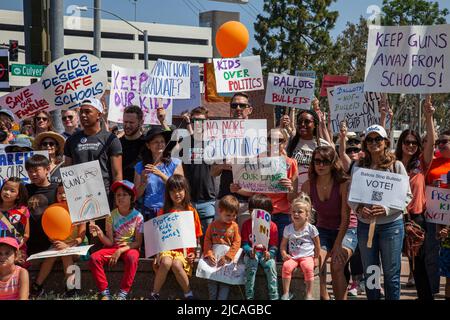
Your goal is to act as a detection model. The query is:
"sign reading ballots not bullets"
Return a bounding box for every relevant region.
[425,186,450,225]
[265,73,315,109]
[349,168,410,210]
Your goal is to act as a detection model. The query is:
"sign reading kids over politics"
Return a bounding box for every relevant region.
[265,73,315,109]
[41,53,107,109]
[213,55,264,93]
[365,24,450,94]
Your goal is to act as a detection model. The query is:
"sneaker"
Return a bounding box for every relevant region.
[281,293,294,300]
[30,282,45,299]
[116,290,128,300]
[99,294,112,300]
[149,293,160,300]
[348,282,358,297]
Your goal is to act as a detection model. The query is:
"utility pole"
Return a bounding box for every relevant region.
[94,0,101,57]
[143,29,148,69]
[49,0,64,133]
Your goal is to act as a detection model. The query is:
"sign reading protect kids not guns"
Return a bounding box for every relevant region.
[41,53,107,109]
[60,160,110,224]
[365,24,450,94]
[425,187,450,225]
[108,65,173,125]
[213,55,264,93]
[265,73,315,109]
[0,82,52,121]
[143,211,197,258]
[251,209,271,250]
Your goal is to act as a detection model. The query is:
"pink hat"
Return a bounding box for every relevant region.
[0,237,19,250]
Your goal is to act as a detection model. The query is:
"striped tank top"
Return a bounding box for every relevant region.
[0,265,21,300]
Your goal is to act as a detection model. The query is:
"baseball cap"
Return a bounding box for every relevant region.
[365,125,388,139]
[0,109,15,121]
[111,180,137,201]
[0,237,20,250]
[80,98,103,113]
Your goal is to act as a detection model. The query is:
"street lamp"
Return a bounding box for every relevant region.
[76,5,149,69]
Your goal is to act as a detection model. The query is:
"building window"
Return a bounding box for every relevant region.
[0,23,24,32]
[138,34,208,46]
[64,29,135,40]
[64,49,134,59]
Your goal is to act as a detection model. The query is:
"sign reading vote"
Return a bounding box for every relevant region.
[213,55,264,93]
[41,53,107,109]
[251,209,271,250]
[425,186,450,225]
[365,24,450,94]
[327,82,382,134]
[349,167,410,210]
[60,160,110,224]
[0,82,52,121]
[0,151,48,185]
[265,73,315,109]
[143,211,197,258]
[108,64,173,125]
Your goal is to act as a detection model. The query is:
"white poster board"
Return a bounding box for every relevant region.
[265,73,315,109]
[27,245,93,261]
[364,24,450,94]
[425,186,450,225]
[143,211,197,258]
[251,209,271,250]
[349,167,410,210]
[60,160,111,224]
[0,150,48,185]
[196,244,245,285]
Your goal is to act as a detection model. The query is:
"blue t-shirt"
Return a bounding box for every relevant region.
[135,158,181,209]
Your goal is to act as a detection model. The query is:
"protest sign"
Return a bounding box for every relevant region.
[143,211,197,258]
[60,160,110,224]
[27,245,93,261]
[140,59,190,99]
[365,24,450,94]
[108,64,173,125]
[232,157,288,193]
[196,244,245,285]
[327,82,382,134]
[202,119,267,162]
[173,65,200,115]
[251,209,271,250]
[320,74,350,97]
[0,151,48,185]
[0,82,52,121]
[425,186,450,225]
[247,77,275,130]
[213,55,264,93]
[265,73,315,109]
[41,53,107,109]
[349,168,410,210]
[295,70,316,79]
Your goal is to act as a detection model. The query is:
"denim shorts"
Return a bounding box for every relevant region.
[439,247,450,278]
[317,227,358,253]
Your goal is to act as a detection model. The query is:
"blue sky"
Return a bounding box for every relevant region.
[2,0,449,52]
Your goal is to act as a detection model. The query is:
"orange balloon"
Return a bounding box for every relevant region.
[215,21,249,58]
[42,203,73,241]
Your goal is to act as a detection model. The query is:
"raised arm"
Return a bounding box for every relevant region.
[423,95,436,167]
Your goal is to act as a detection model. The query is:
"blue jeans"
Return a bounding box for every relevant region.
[357,219,404,300]
[244,252,279,300]
[193,200,216,236]
[271,213,291,261]
[207,280,230,300]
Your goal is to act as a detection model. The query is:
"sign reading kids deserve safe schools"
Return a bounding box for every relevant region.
[232,157,288,193]
[365,24,450,94]
[60,160,110,224]
[327,83,382,134]
[108,65,173,125]
[349,168,410,210]
[265,73,315,109]
[0,82,53,122]
[202,119,267,162]
[251,209,271,250]
[143,211,197,258]
[425,186,450,225]
[213,55,264,93]
[41,53,107,109]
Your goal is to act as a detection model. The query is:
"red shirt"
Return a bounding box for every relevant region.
[241,218,278,250]
[426,156,450,188]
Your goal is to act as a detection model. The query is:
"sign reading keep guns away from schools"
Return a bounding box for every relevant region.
[365,24,450,94]
[213,55,264,93]
[425,186,450,225]
[41,53,107,109]
[327,82,382,134]
[265,73,315,109]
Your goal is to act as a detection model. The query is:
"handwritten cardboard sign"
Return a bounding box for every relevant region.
[232,157,288,193]
[0,151,48,185]
[41,53,107,109]
[108,64,173,125]
[327,83,382,134]
[265,73,315,109]
[365,24,450,93]
[425,186,450,225]
[60,160,110,224]
[251,209,271,250]
[172,65,201,115]
[213,55,264,93]
[143,211,197,258]
[320,74,350,97]
[0,82,52,121]
[349,167,410,210]
[27,245,93,261]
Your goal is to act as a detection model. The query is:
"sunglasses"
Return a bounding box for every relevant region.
[41,141,56,147]
[313,158,332,166]
[365,136,385,144]
[36,117,48,122]
[62,115,74,121]
[435,139,450,146]
[403,140,418,147]
[346,147,361,154]
[230,103,250,109]
[298,119,313,126]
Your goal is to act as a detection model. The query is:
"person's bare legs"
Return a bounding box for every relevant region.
[171,259,190,294]
[305,280,314,299]
[319,249,330,300]
[331,247,352,300]
[152,257,173,294]
[36,257,57,285]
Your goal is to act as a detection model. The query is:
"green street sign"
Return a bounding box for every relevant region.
[10,64,46,77]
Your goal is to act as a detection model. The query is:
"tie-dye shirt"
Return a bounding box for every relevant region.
[106,208,144,245]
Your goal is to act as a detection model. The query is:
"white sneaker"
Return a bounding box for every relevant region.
[281,293,293,300]
[348,282,358,296]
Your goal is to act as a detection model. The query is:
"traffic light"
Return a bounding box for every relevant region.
[9,40,18,62]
